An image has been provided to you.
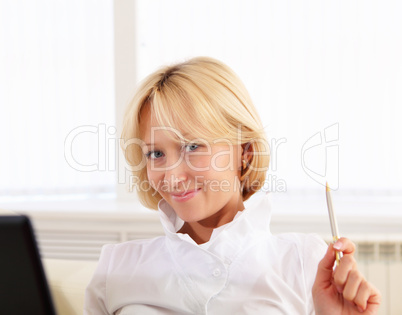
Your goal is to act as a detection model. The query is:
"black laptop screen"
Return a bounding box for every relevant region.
[0,215,56,315]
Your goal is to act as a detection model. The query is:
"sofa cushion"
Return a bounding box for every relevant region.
[43,259,97,315]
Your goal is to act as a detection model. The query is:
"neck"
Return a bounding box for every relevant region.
[178,198,245,245]
[177,224,211,244]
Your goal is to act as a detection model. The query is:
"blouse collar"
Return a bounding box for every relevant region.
[157,192,272,246]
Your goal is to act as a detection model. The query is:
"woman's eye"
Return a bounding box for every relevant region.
[145,151,164,159]
[184,143,199,152]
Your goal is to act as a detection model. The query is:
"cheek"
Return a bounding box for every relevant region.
[212,153,239,171]
[146,169,164,191]
[185,155,210,170]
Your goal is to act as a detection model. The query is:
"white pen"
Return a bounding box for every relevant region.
[326,182,343,265]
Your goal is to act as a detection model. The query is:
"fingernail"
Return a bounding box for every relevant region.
[333,240,343,250]
[357,305,365,313]
[337,286,343,294]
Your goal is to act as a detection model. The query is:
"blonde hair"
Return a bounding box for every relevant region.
[121,57,270,209]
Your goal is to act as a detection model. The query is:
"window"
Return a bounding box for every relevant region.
[136,0,402,199]
[1,0,401,214]
[0,0,115,201]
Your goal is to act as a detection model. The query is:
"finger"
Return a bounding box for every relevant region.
[333,254,357,293]
[333,237,356,256]
[342,269,364,303]
[353,279,371,311]
[313,243,336,291]
[355,281,382,312]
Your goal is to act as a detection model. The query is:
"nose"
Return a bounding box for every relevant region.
[164,153,188,190]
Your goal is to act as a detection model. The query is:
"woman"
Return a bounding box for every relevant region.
[85,57,381,314]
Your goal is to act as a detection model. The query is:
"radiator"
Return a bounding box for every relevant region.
[354,242,402,315]
[33,227,402,315]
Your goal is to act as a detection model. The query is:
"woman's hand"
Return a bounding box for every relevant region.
[312,237,381,314]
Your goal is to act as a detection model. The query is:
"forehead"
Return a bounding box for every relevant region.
[139,105,187,144]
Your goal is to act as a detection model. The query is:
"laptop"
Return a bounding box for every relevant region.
[0,214,56,315]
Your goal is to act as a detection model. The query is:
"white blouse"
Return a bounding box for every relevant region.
[84,193,327,315]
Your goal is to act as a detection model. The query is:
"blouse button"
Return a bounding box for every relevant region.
[212,268,221,277]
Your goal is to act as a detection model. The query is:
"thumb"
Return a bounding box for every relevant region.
[313,243,336,291]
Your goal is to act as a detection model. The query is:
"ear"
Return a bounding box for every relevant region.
[241,142,253,164]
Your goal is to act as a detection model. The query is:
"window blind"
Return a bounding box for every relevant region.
[0,0,115,199]
[1,0,401,204]
[135,0,402,196]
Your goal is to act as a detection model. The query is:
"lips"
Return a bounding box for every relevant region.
[170,188,201,202]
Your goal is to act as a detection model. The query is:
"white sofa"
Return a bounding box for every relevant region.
[43,259,98,315]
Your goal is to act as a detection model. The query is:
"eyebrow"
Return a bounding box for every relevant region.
[143,133,193,147]
[142,141,178,148]
[143,141,183,147]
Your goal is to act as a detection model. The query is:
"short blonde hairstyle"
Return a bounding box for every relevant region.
[121,57,270,209]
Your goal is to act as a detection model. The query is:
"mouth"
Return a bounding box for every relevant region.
[170,188,201,202]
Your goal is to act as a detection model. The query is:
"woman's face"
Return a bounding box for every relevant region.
[140,106,245,224]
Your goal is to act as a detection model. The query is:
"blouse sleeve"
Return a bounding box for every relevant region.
[301,234,328,315]
[84,244,114,315]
